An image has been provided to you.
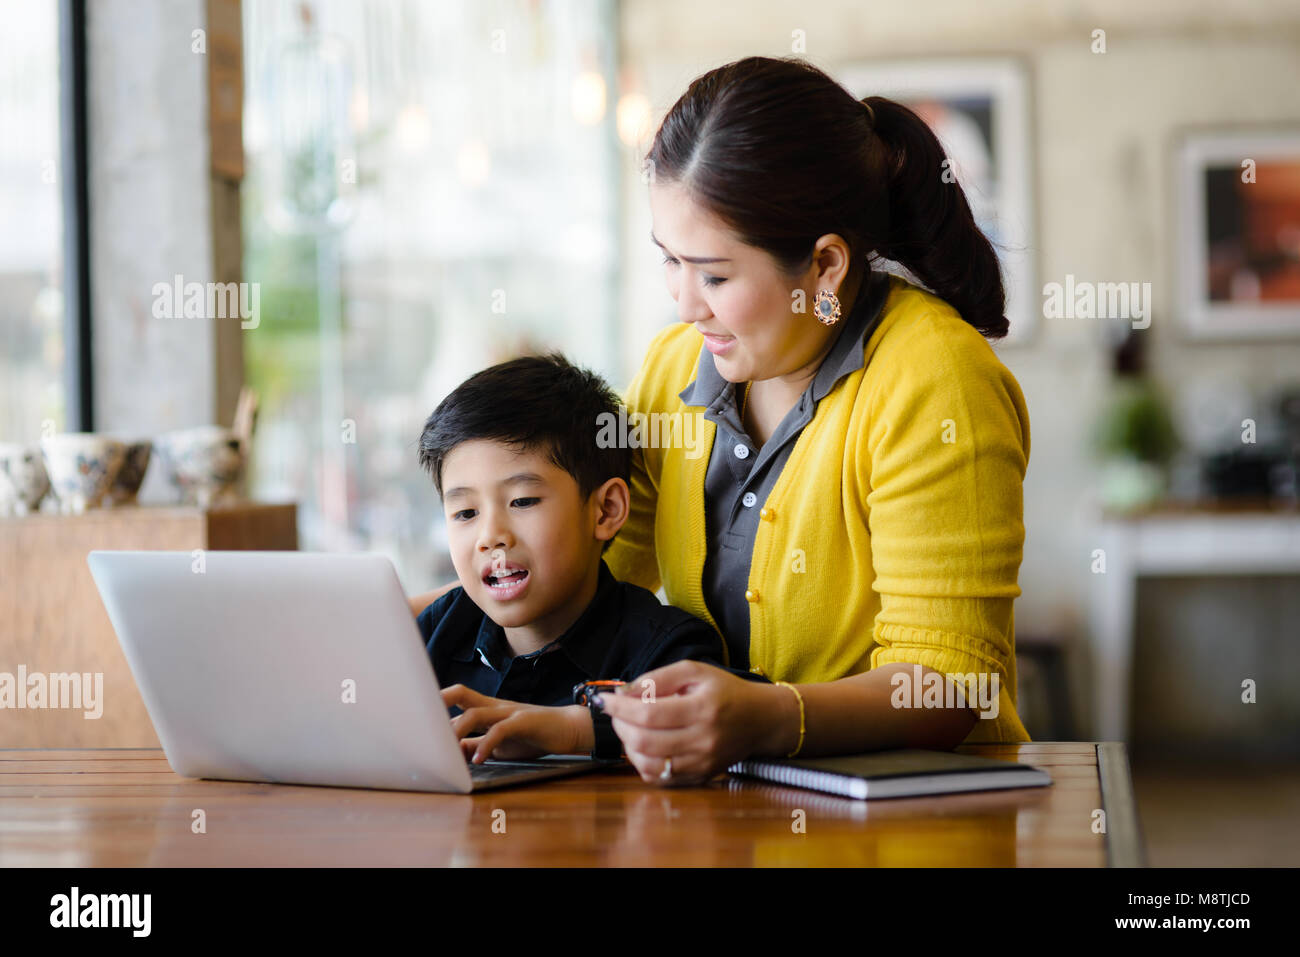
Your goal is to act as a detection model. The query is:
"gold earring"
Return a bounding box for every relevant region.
[812,289,841,326]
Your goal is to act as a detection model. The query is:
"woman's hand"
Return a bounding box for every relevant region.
[441,685,592,763]
[597,661,797,786]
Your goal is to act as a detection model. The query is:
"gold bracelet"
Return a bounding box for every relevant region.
[775,681,806,758]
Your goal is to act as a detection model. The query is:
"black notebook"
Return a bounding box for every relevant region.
[727,749,1052,800]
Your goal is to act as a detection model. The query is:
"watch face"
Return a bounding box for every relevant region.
[573,679,626,705]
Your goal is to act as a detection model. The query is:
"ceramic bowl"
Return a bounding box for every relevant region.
[39,434,127,513]
[106,439,153,506]
[155,426,245,507]
[0,443,51,516]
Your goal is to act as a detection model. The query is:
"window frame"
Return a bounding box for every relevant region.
[58,0,93,431]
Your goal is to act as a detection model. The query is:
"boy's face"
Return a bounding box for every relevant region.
[440,439,601,632]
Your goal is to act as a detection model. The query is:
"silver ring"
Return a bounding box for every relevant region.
[659,757,673,782]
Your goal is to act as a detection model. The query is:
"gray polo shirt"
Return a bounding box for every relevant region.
[676,272,890,671]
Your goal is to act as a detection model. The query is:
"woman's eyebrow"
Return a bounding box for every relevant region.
[650,231,731,264]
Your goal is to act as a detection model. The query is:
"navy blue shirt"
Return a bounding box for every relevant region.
[417,559,756,707]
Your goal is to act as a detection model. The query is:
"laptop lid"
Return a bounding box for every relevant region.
[87,550,475,793]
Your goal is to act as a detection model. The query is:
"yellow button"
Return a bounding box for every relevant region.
[750,665,765,677]
[744,589,759,603]
[759,507,774,521]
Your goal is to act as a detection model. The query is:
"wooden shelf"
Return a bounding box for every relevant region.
[0,502,297,748]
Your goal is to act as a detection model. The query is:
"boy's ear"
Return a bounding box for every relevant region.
[591,477,630,544]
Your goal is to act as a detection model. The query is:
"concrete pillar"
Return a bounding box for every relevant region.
[86,0,243,501]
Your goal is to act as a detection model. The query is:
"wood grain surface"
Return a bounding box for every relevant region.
[0,742,1131,867]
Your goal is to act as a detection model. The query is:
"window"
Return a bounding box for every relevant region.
[0,1,67,441]
[241,0,620,589]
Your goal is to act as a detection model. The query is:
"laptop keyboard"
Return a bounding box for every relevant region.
[468,761,553,781]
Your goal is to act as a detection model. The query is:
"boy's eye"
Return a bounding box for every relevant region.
[511,497,540,508]
[451,508,476,522]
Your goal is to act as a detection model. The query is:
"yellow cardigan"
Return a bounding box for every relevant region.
[605,274,1031,743]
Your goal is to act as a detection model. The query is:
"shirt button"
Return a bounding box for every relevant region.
[750,665,765,677]
[759,507,774,521]
[744,589,760,603]
[733,443,750,460]
[741,491,757,508]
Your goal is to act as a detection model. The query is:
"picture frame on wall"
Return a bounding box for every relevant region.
[1174,128,1300,339]
[837,58,1036,345]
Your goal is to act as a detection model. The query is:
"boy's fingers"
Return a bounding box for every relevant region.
[449,706,481,736]
[472,717,526,763]
[442,685,493,709]
[450,705,515,737]
[597,689,694,729]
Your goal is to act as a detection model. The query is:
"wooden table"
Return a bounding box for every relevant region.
[0,743,1141,867]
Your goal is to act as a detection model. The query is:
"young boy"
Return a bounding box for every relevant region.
[414,352,740,765]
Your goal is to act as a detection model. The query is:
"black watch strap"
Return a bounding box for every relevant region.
[573,680,625,761]
[590,707,622,761]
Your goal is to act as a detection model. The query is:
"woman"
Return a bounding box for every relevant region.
[598,54,1031,786]
[423,55,1032,785]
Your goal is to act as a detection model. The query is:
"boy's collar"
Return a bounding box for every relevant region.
[453,560,621,677]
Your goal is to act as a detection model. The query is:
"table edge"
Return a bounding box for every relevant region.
[1097,742,1147,868]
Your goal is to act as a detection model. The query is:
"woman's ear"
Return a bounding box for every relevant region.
[810,232,853,292]
[591,477,630,544]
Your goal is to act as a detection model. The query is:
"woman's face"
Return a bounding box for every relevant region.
[648,179,848,385]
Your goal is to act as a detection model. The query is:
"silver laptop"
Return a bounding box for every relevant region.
[87,550,603,792]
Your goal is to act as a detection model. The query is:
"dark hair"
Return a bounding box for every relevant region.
[417,352,631,501]
[646,56,1008,339]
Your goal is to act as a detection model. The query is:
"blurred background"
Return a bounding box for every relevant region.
[1,0,1298,864]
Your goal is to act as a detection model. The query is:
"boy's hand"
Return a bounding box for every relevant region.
[442,685,594,762]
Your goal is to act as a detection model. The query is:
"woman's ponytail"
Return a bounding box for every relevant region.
[862,95,1009,339]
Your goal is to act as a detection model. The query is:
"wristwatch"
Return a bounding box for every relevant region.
[572,679,626,761]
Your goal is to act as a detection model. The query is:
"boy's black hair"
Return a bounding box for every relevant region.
[417,352,631,502]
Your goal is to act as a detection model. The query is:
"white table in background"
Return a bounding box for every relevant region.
[1089,503,1300,742]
